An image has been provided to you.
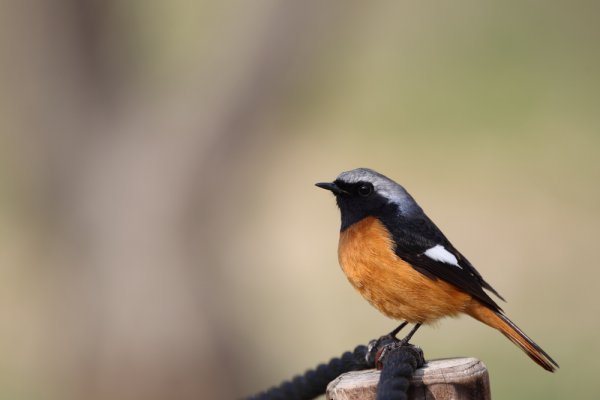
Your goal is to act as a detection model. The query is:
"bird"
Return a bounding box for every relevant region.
[316,168,558,371]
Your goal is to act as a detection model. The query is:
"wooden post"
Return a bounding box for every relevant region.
[326,357,491,400]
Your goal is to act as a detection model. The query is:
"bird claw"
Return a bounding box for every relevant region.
[366,334,425,370]
[366,334,399,366]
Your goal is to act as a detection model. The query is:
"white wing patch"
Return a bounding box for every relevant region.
[423,245,462,269]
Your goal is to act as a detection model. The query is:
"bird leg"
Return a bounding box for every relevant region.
[388,321,409,338]
[398,323,422,346]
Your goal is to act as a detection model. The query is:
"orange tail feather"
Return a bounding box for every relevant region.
[466,301,559,372]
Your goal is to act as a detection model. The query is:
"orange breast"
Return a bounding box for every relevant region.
[338,217,472,324]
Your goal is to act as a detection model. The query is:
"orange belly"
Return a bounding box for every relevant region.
[338,217,472,324]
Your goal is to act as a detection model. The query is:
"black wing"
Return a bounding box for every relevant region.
[381,213,504,312]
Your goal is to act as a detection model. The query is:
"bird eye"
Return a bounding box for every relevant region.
[357,183,373,197]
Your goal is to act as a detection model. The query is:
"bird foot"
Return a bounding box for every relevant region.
[366,334,397,366]
[366,334,425,369]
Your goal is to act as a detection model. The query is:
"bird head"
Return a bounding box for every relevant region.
[316,168,420,230]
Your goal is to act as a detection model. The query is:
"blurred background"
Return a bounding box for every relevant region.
[1,1,599,399]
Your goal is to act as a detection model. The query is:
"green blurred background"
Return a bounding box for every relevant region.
[1,1,598,399]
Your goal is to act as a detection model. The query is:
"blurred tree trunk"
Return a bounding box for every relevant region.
[1,0,342,399]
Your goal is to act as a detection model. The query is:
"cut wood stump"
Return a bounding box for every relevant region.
[326,357,491,400]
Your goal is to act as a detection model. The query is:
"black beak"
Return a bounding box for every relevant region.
[315,182,347,195]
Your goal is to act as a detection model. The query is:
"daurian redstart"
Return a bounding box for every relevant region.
[316,168,558,371]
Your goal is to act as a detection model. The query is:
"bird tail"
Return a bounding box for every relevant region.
[466,301,559,372]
